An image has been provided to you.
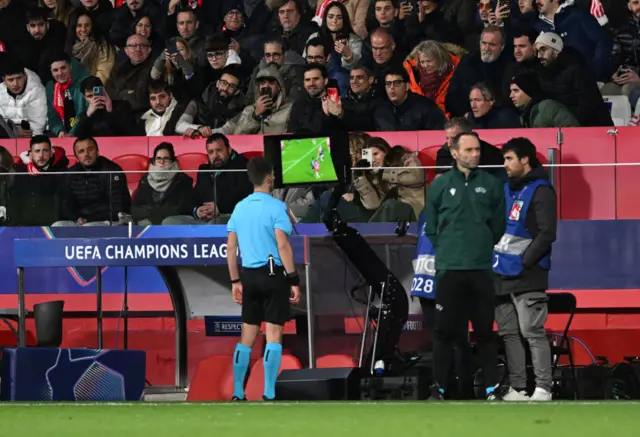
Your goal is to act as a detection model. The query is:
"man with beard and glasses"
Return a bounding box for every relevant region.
[138,80,186,136]
[7,135,68,226]
[74,76,136,137]
[445,25,512,117]
[163,133,253,225]
[493,137,557,402]
[234,65,293,134]
[245,38,305,104]
[425,131,505,401]
[288,64,340,133]
[0,57,47,136]
[176,65,245,137]
[54,136,131,227]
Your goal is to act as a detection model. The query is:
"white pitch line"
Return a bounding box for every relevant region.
[282,139,326,175]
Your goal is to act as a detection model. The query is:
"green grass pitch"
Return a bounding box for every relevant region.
[281,138,338,185]
[1,402,637,437]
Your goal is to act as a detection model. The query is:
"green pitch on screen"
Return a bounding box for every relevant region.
[281,137,338,184]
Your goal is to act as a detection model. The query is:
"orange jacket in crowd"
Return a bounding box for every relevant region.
[403,52,460,119]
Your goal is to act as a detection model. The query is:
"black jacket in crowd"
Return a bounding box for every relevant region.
[612,15,640,72]
[538,48,613,127]
[74,100,137,138]
[467,107,522,130]
[288,93,341,134]
[61,156,131,223]
[445,50,512,118]
[495,166,557,295]
[194,150,253,215]
[8,151,69,226]
[132,172,196,225]
[109,1,166,48]
[340,88,378,131]
[435,140,507,180]
[373,92,446,131]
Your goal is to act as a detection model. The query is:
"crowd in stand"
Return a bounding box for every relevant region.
[0,0,637,225]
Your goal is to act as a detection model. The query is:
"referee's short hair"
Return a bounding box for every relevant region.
[247,157,273,186]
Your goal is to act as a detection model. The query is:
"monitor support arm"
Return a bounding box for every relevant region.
[323,184,409,372]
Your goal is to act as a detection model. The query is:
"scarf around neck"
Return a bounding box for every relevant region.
[73,38,99,74]
[147,161,179,193]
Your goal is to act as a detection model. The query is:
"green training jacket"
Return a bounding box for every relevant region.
[425,165,506,271]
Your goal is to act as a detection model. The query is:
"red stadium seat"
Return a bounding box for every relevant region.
[418,146,440,182]
[243,151,263,160]
[67,156,78,167]
[112,154,149,191]
[13,156,20,166]
[244,354,302,400]
[177,152,207,185]
[186,354,235,401]
[317,354,357,368]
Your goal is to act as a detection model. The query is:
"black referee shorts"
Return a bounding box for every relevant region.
[241,266,291,326]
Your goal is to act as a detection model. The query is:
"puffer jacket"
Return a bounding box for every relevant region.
[612,16,640,72]
[233,65,293,134]
[0,69,47,135]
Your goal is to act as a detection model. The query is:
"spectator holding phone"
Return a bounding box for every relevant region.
[234,65,293,134]
[74,76,136,137]
[307,2,363,70]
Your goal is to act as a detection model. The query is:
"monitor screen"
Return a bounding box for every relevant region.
[280,136,337,184]
[263,132,351,189]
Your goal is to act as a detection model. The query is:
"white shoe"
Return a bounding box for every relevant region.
[502,387,530,401]
[529,387,552,401]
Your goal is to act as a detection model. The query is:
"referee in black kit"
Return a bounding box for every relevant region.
[226,157,301,401]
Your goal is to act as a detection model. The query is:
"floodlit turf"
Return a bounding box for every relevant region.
[0,402,637,437]
[281,137,337,184]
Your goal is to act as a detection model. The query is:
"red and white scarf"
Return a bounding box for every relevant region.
[313,0,345,26]
[590,0,608,26]
[53,78,72,124]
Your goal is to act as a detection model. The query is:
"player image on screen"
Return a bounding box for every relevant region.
[281,136,338,184]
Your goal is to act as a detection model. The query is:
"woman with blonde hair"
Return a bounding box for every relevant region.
[403,40,460,118]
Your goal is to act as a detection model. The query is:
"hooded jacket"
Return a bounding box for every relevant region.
[233,65,293,134]
[495,167,557,295]
[245,50,306,104]
[7,147,69,226]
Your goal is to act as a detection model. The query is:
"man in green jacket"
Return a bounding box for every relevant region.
[425,132,506,400]
[509,72,580,128]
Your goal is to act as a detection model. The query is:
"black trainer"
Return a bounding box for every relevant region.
[261,395,275,401]
[428,384,444,401]
[231,396,246,401]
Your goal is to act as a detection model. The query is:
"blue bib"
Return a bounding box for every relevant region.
[411,213,436,299]
[493,179,551,277]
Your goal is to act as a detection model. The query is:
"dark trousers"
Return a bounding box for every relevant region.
[421,298,475,398]
[433,270,498,392]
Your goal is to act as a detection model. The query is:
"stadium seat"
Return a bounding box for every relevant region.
[186,354,235,401]
[12,156,20,166]
[417,145,440,182]
[177,152,207,185]
[243,151,263,160]
[67,156,78,167]
[244,354,302,400]
[317,354,357,368]
[603,95,632,126]
[112,154,149,191]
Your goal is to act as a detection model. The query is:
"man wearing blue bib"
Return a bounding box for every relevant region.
[226,157,301,401]
[493,138,557,402]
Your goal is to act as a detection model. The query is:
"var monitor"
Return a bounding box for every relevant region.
[263,132,351,189]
